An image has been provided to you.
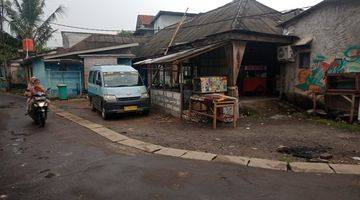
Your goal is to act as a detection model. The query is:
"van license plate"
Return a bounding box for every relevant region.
[124,106,138,111]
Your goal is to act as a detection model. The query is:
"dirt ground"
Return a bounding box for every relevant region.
[53,98,360,165]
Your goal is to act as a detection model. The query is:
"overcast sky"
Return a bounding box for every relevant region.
[19,0,323,47]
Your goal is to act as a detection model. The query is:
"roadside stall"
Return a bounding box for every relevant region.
[134,43,239,128]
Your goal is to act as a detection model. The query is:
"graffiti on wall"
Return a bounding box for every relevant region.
[295,45,360,93]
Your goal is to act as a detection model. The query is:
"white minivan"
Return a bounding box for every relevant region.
[88,65,150,119]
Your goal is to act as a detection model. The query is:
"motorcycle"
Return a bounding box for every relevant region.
[28,89,50,127]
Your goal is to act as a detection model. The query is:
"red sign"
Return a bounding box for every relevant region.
[22,39,34,52]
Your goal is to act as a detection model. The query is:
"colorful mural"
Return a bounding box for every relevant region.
[296,45,360,93]
[331,45,360,73]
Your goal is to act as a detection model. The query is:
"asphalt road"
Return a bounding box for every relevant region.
[0,93,359,200]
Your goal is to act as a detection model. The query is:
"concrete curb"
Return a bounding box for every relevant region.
[50,107,360,175]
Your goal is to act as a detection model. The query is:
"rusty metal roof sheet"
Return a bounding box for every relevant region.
[134,43,224,65]
[68,34,150,52]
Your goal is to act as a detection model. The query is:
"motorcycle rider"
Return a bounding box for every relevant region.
[25,77,36,114]
[25,77,45,114]
[24,77,36,97]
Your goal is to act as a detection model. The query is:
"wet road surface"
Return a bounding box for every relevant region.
[0,93,359,200]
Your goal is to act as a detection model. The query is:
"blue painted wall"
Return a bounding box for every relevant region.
[31,60,83,98]
[31,60,46,87]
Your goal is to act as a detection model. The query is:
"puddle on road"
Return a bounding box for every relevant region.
[277,145,333,161]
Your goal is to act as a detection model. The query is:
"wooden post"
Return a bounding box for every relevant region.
[358,96,360,122]
[179,63,184,117]
[233,103,236,128]
[312,92,317,114]
[162,65,166,90]
[225,40,246,98]
[188,98,192,119]
[349,94,355,123]
[213,102,217,129]
[147,64,152,89]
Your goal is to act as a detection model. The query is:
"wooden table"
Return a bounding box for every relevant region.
[326,90,360,123]
[188,94,237,129]
[311,90,360,123]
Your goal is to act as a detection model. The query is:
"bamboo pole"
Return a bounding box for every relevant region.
[164,8,189,56]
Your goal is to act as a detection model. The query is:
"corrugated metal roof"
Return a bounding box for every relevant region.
[90,65,138,72]
[68,34,150,52]
[134,43,224,65]
[137,0,284,58]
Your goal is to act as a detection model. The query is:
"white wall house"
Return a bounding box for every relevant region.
[152,11,197,33]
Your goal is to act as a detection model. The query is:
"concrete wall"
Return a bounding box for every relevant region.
[83,57,118,88]
[151,89,181,117]
[281,0,360,97]
[153,14,182,33]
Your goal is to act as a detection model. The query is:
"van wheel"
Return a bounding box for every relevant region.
[90,98,96,111]
[101,107,108,120]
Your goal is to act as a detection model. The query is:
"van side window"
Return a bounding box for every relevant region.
[88,71,94,83]
[96,71,102,86]
[93,71,98,84]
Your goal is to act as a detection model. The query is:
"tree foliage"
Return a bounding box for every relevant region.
[0,31,21,62]
[117,30,134,37]
[4,0,65,49]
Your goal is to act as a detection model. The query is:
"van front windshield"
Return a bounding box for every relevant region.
[102,71,143,87]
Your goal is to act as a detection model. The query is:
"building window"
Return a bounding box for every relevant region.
[299,52,310,69]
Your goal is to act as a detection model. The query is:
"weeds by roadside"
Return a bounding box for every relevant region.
[241,99,360,133]
[309,117,360,133]
[279,155,295,163]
